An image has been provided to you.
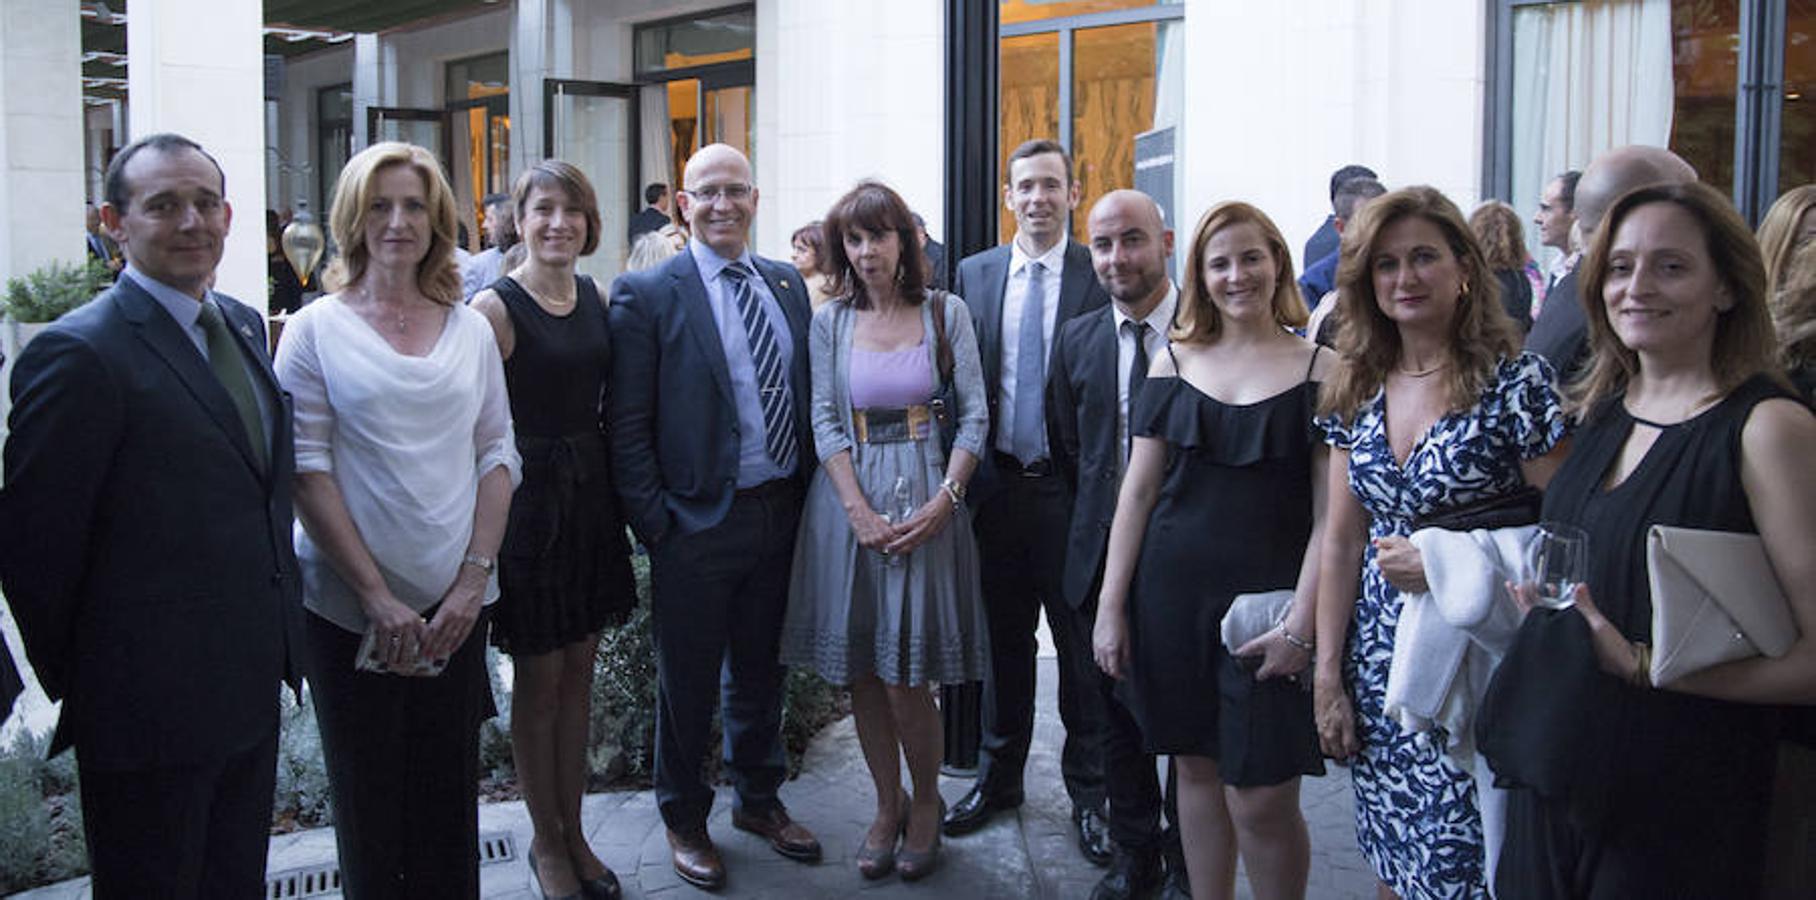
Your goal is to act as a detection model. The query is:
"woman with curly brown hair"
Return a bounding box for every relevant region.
[1468,200,1541,331]
[1311,186,1570,898]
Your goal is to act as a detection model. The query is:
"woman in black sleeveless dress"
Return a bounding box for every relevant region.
[1095,202,1328,899]
[1483,182,1816,898]
[473,161,635,900]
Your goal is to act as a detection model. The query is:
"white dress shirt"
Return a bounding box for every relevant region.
[1111,283,1178,470]
[994,237,1069,457]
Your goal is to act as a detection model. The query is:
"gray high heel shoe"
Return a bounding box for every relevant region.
[897,799,944,882]
[857,790,910,880]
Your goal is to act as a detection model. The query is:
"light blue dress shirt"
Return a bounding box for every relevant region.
[687,238,797,488]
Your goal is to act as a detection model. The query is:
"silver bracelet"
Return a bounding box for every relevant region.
[1278,624,1314,652]
[940,478,965,507]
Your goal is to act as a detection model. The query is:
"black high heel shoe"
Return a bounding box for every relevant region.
[529,848,582,900]
[578,868,621,900]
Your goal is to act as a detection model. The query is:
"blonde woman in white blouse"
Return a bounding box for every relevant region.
[275,142,520,899]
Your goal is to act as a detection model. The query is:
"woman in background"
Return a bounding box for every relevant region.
[1757,183,1816,297]
[791,220,838,308]
[1469,200,1539,332]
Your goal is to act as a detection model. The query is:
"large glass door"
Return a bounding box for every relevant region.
[449,96,511,252]
[367,107,450,161]
[544,79,640,286]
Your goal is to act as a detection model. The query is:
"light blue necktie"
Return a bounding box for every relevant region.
[1011,260,1048,464]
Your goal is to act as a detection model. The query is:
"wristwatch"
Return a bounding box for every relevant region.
[461,553,496,574]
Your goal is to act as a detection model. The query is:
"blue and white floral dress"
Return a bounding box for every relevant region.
[1316,353,1565,899]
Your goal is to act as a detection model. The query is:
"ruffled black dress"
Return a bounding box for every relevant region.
[1124,365,1325,786]
[489,276,636,656]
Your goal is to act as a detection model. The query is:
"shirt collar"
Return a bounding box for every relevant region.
[1009,236,1069,278]
[690,237,757,284]
[125,264,213,328]
[1111,282,1178,335]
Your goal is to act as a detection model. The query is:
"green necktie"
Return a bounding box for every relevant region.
[196,301,268,472]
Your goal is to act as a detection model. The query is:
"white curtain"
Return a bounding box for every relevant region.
[640,84,672,198]
[1511,0,1674,260]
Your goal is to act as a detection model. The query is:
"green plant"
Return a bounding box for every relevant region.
[0,730,88,893]
[2,259,110,324]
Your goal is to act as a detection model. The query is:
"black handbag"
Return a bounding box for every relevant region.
[927,291,958,456]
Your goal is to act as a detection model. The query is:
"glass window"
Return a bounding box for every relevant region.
[1001,0,1179,26]
[635,8,755,75]
[999,32,1061,245]
[1669,0,1738,194]
[1071,22,1157,243]
[446,51,509,102]
[1781,0,1816,190]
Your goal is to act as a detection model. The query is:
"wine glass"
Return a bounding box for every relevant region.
[1528,522,1589,609]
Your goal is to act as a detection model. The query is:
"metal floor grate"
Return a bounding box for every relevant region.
[264,830,516,898]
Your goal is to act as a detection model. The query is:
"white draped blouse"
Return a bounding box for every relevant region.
[274,295,522,634]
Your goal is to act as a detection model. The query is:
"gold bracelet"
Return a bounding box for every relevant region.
[1629,641,1652,689]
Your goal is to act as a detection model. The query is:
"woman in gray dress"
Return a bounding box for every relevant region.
[780,181,988,881]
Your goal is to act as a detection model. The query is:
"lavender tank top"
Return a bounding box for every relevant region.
[850,340,933,408]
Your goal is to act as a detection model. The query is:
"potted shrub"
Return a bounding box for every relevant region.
[2,259,110,360]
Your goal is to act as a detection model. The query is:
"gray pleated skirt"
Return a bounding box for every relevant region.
[780,436,988,687]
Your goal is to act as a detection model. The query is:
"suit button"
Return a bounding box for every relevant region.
[1101,470,1115,481]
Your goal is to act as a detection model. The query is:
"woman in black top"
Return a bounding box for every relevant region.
[1485,181,1816,897]
[473,160,636,900]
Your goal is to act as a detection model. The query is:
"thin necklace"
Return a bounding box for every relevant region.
[1396,361,1446,378]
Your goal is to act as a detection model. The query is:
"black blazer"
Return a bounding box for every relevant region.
[607,248,815,546]
[0,277,301,770]
[1525,268,1586,382]
[955,240,1110,506]
[1045,306,1126,609]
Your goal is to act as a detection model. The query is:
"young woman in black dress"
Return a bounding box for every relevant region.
[472,161,636,900]
[1094,202,1330,899]
[1487,181,1816,897]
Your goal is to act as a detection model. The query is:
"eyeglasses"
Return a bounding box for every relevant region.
[685,183,753,203]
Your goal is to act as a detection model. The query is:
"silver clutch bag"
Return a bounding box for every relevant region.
[1221,589,1294,654]
[1646,525,1797,687]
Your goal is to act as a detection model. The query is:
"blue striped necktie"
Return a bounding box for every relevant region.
[722,262,797,473]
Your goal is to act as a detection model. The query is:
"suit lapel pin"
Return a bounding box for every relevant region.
[239,323,255,340]
[780,279,791,291]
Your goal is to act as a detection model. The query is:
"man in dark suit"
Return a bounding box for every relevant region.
[608,143,820,890]
[0,133,299,899]
[1301,163,1377,268]
[914,212,948,290]
[1525,145,1695,384]
[1048,190,1184,900]
[942,138,1113,863]
[628,181,673,244]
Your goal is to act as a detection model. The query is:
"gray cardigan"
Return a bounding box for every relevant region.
[808,290,989,468]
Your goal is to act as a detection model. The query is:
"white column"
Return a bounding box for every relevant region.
[755,0,944,258]
[513,0,577,169]
[127,0,267,310]
[352,33,381,149]
[0,0,86,284]
[1181,0,1487,255]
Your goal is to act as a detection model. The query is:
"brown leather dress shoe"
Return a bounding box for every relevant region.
[731,805,824,863]
[666,827,726,890]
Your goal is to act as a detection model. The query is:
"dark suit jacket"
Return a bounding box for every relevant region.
[1046,305,1126,609]
[607,248,815,546]
[1297,249,1338,306]
[0,277,301,770]
[628,206,671,244]
[1303,216,1339,271]
[955,240,1110,507]
[1525,268,1586,383]
[923,239,948,291]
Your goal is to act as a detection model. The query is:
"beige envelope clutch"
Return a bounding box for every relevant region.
[1646,525,1798,687]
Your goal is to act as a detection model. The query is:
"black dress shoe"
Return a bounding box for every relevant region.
[1089,847,1163,900]
[941,784,1022,836]
[579,869,621,900]
[1157,864,1192,900]
[1074,805,1113,867]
